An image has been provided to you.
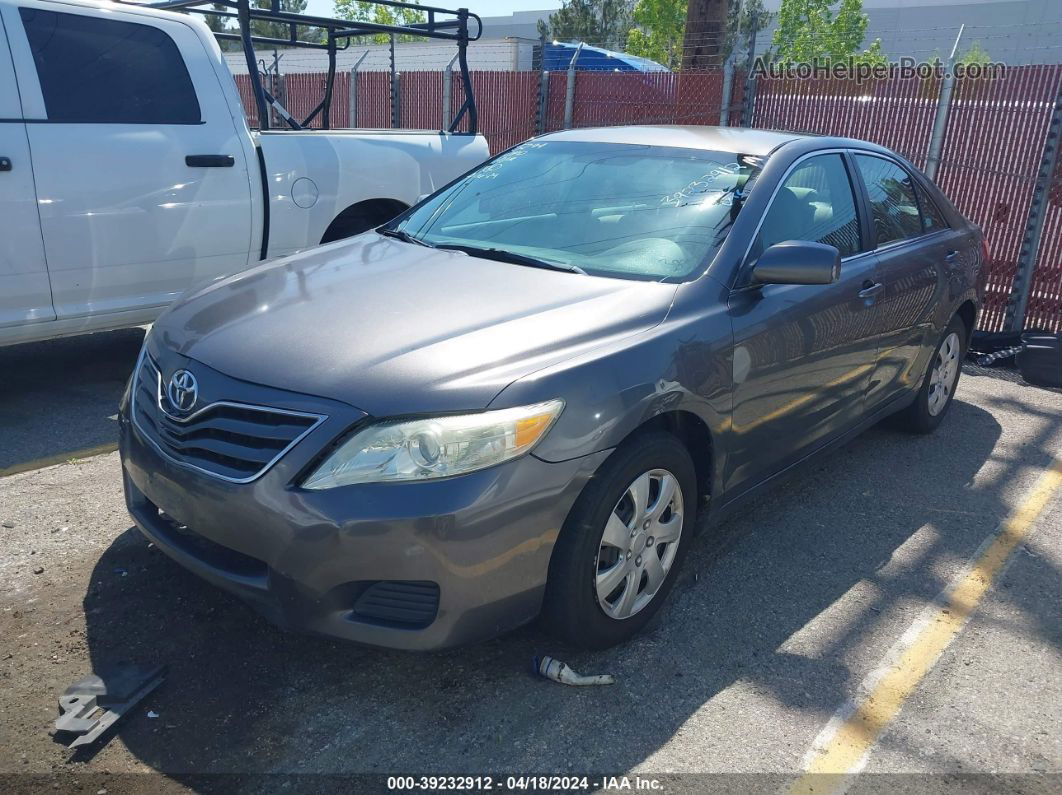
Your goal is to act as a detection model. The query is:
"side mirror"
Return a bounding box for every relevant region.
[752,240,841,286]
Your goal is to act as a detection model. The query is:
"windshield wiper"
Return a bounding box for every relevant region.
[436,244,586,275]
[378,227,433,247]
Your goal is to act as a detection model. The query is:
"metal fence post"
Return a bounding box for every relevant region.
[442,52,458,130]
[925,26,964,182]
[537,70,550,134]
[535,34,550,135]
[389,33,400,129]
[1003,76,1062,332]
[740,26,759,126]
[349,51,367,128]
[720,57,735,126]
[563,43,582,130]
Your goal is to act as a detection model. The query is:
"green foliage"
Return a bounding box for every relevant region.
[772,0,886,65]
[251,0,319,43]
[626,0,686,69]
[199,0,321,51]
[956,40,992,65]
[539,0,634,50]
[333,0,426,44]
[726,0,771,62]
[625,0,771,71]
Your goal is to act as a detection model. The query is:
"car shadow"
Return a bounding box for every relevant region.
[0,328,145,473]
[78,396,1055,778]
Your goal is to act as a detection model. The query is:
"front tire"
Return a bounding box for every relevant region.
[541,432,697,649]
[892,315,967,434]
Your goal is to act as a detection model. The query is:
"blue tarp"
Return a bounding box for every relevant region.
[542,41,671,73]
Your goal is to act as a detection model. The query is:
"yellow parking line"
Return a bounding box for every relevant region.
[0,442,119,478]
[791,455,1062,794]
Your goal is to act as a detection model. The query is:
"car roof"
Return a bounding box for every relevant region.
[537,125,810,157]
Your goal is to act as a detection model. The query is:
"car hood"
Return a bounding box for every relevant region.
[150,234,678,416]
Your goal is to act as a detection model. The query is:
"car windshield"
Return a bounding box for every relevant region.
[390,140,765,282]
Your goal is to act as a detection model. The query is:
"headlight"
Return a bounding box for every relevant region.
[301,400,564,489]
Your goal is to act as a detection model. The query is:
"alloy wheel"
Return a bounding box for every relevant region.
[928,331,961,416]
[594,468,684,620]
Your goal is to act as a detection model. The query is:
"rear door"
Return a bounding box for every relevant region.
[0,10,52,330]
[4,1,253,320]
[851,153,955,408]
[725,151,880,493]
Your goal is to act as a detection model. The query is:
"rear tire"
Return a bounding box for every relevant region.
[891,315,967,434]
[541,432,697,649]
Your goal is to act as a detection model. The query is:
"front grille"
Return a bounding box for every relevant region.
[131,354,325,483]
[351,581,440,629]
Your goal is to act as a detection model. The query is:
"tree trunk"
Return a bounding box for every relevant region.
[682,0,729,71]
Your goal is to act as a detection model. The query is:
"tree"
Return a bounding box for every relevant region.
[334,0,426,44]
[626,0,686,69]
[626,0,770,71]
[772,0,885,66]
[726,0,771,62]
[539,0,634,50]
[251,0,321,43]
[681,0,728,69]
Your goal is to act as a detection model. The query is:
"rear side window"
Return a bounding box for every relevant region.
[19,8,200,124]
[915,183,950,233]
[752,153,862,260]
[854,154,923,246]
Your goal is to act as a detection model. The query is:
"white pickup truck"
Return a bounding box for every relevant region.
[0,0,489,346]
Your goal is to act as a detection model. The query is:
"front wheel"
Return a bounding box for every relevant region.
[892,315,967,434]
[541,432,697,649]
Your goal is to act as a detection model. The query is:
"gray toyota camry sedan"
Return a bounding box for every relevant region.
[119,126,985,650]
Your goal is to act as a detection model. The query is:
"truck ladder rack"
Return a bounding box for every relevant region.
[116,0,481,133]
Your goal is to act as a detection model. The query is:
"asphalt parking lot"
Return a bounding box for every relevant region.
[1,330,1060,792]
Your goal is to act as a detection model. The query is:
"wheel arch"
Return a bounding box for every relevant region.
[955,299,977,344]
[320,198,409,244]
[613,409,715,512]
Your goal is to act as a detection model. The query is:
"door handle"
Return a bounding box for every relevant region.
[944,250,959,262]
[185,154,235,168]
[858,281,884,300]
[0,156,11,172]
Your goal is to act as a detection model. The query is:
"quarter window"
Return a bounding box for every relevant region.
[752,153,861,260]
[854,155,923,246]
[19,9,200,124]
[916,183,949,233]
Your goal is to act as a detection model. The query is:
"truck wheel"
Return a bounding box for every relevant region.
[892,315,967,434]
[541,432,697,649]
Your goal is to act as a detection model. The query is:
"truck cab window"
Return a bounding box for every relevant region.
[19,8,200,124]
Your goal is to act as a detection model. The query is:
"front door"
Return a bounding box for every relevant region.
[4,1,254,320]
[0,12,52,330]
[725,152,879,494]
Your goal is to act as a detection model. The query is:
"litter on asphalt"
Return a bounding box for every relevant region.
[53,662,166,748]
[534,656,615,686]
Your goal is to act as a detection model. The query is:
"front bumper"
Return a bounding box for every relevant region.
[119,396,608,650]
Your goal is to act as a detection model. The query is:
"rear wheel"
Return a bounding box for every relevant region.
[541,433,697,649]
[892,315,967,434]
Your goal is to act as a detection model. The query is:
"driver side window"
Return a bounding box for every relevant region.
[750,154,861,262]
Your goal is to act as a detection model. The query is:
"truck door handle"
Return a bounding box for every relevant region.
[185,154,235,168]
[0,156,11,172]
[858,281,884,300]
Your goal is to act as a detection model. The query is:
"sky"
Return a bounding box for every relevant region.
[303,0,561,20]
